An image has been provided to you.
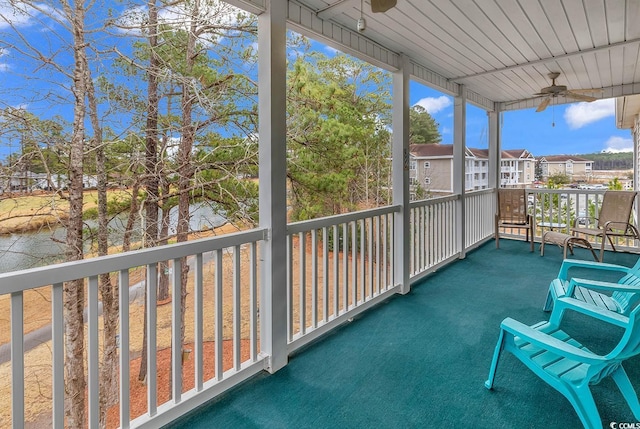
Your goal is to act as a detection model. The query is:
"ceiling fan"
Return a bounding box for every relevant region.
[534,72,600,112]
[371,0,397,13]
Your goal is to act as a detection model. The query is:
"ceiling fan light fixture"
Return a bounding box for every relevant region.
[371,0,397,13]
[357,17,366,32]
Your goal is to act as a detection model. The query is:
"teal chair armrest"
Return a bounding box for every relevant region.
[570,277,640,294]
[500,318,606,364]
[558,259,630,282]
[551,296,629,328]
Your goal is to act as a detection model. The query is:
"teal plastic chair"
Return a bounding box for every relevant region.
[543,258,640,326]
[485,303,640,429]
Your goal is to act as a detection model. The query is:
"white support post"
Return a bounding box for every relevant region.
[392,54,410,294]
[488,108,501,190]
[258,0,288,373]
[454,86,466,258]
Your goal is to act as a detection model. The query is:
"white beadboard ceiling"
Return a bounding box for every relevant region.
[288,0,640,111]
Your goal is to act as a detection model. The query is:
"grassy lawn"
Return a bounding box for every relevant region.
[0,190,133,233]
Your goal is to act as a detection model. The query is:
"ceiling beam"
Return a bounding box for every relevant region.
[452,37,640,82]
[317,0,356,20]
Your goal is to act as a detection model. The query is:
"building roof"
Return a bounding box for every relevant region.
[468,148,488,158]
[409,144,453,157]
[410,145,536,161]
[502,149,534,159]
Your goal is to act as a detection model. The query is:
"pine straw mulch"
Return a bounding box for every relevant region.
[106,339,250,429]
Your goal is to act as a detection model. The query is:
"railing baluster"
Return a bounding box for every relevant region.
[147,262,157,416]
[250,242,257,362]
[351,221,357,307]
[52,283,64,429]
[322,227,329,323]
[88,275,99,428]
[375,216,380,295]
[172,258,182,403]
[214,249,223,381]
[233,245,241,371]
[11,291,24,429]
[299,232,306,335]
[312,229,318,328]
[118,270,130,429]
[382,214,388,289]
[360,219,365,302]
[287,234,293,340]
[333,224,339,317]
[387,214,396,286]
[194,253,203,391]
[367,217,373,298]
[342,222,348,311]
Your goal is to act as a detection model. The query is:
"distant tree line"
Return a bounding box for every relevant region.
[580,152,633,170]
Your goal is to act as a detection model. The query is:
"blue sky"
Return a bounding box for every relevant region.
[409,81,632,156]
[321,38,632,157]
[0,1,632,160]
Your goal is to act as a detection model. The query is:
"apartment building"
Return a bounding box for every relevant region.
[500,149,536,187]
[538,155,593,181]
[409,144,536,199]
[409,144,490,198]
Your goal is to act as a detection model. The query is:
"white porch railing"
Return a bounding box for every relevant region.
[500,188,640,252]
[286,206,401,353]
[0,192,510,428]
[465,189,496,249]
[409,194,460,277]
[0,229,268,429]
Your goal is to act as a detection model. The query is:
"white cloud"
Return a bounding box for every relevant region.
[601,135,633,153]
[413,96,452,114]
[564,98,615,129]
[441,126,451,135]
[0,1,63,29]
[325,46,339,55]
[0,1,33,29]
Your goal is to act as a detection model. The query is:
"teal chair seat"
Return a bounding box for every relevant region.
[486,302,640,429]
[543,258,640,326]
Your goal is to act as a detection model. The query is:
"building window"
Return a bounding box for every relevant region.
[410,177,417,185]
[410,160,416,170]
[424,177,431,185]
[424,161,430,169]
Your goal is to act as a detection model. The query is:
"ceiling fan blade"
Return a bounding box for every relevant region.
[566,92,597,102]
[567,88,603,94]
[371,0,397,13]
[536,98,550,112]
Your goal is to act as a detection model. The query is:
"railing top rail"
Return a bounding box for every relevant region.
[287,205,400,234]
[466,188,494,196]
[410,193,460,209]
[526,188,611,195]
[0,228,268,295]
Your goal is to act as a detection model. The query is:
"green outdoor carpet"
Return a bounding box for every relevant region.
[166,239,640,429]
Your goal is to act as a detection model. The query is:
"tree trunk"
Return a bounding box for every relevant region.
[139,0,160,382]
[86,66,119,428]
[122,180,141,253]
[174,1,199,383]
[62,1,87,426]
[157,165,171,301]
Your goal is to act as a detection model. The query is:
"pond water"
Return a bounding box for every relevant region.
[0,203,227,273]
